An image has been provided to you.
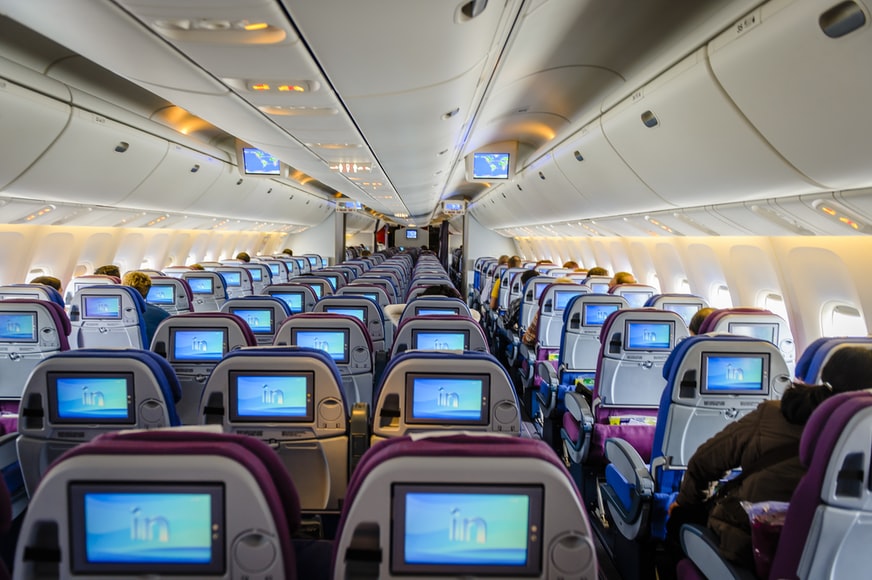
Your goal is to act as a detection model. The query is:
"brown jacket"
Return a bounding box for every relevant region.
[676,400,805,565]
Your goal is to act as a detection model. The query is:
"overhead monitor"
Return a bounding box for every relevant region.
[82,295,122,320]
[701,353,769,395]
[411,329,469,351]
[291,329,350,364]
[390,483,543,575]
[582,303,621,326]
[48,372,135,425]
[269,291,304,314]
[337,200,363,212]
[221,271,241,287]
[228,307,275,335]
[0,311,37,343]
[663,303,701,326]
[404,373,490,425]
[406,230,418,240]
[624,321,675,351]
[168,328,228,363]
[237,142,282,177]
[228,370,314,422]
[442,201,465,215]
[146,284,175,306]
[323,306,367,324]
[466,141,518,181]
[727,322,778,343]
[69,482,224,575]
[187,277,214,295]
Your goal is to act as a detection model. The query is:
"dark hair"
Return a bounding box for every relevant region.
[688,307,717,335]
[781,346,872,424]
[29,275,62,291]
[520,269,537,286]
[94,264,121,278]
[420,284,461,300]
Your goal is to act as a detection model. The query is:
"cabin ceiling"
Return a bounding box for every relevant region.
[0,0,764,227]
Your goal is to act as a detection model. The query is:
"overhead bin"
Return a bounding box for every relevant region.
[7,107,167,205]
[602,47,825,207]
[709,0,872,190]
[507,153,592,226]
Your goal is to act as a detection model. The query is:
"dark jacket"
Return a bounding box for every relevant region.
[675,400,805,566]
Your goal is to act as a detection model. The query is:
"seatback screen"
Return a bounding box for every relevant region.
[187,278,214,295]
[244,267,262,282]
[169,328,227,363]
[291,329,350,363]
[48,372,135,424]
[405,373,489,425]
[82,295,122,320]
[582,303,620,326]
[229,307,275,334]
[727,322,778,343]
[221,272,241,287]
[411,330,469,351]
[229,370,314,422]
[270,291,304,313]
[323,306,367,324]
[701,353,769,394]
[554,290,583,311]
[0,311,37,342]
[663,303,700,326]
[146,284,175,305]
[624,321,674,351]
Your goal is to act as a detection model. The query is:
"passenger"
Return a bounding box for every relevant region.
[586,266,609,276]
[188,263,205,270]
[688,306,717,335]
[490,255,522,310]
[562,260,581,270]
[93,264,121,278]
[521,276,574,347]
[361,249,371,257]
[282,248,294,256]
[29,275,62,292]
[504,269,537,332]
[608,271,637,290]
[666,346,872,570]
[235,251,251,262]
[121,271,170,347]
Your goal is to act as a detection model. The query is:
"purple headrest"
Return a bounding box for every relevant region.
[697,307,771,335]
[167,312,258,346]
[0,299,71,348]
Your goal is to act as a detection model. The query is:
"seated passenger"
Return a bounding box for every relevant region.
[503,269,537,331]
[93,264,121,278]
[121,271,170,347]
[608,270,637,290]
[587,266,608,277]
[28,275,62,291]
[235,251,251,262]
[666,346,872,569]
[490,255,522,310]
[688,306,717,335]
[521,277,574,347]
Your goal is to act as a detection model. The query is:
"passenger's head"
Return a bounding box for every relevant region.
[781,346,872,425]
[189,263,205,271]
[562,260,579,270]
[420,284,462,300]
[508,255,522,268]
[497,255,510,265]
[587,266,608,277]
[553,277,575,285]
[282,248,294,256]
[122,271,152,299]
[94,264,121,278]
[361,250,371,257]
[688,307,717,335]
[29,275,62,291]
[609,271,637,290]
[520,269,538,287]
[235,252,251,263]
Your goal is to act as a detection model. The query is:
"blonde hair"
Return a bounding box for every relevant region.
[122,271,152,298]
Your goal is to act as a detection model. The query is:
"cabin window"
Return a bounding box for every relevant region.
[648,274,662,293]
[762,293,789,323]
[677,278,691,294]
[72,264,88,278]
[710,284,732,309]
[28,268,46,278]
[822,303,867,336]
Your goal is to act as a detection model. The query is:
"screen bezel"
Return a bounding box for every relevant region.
[405,229,419,240]
[69,482,225,575]
[581,303,621,326]
[167,327,228,364]
[290,328,350,364]
[390,482,543,575]
[727,321,779,343]
[228,307,275,335]
[410,329,470,351]
[623,320,675,351]
[228,370,315,422]
[47,371,136,425]
[187,277,214,295]
[241,145,281,176]
[82,295,122,320]
[471,151,511,179]
[404,372,490,426]
[145,284,176,306]
[0,311,38,343]
[700,352,770,395]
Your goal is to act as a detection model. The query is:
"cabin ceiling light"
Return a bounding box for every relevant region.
[151,19,286,44]
[814,199,870,232]
[258,105,337,117]
[12,205,55,224]
[331,162,372,174]
[306,143,361,150]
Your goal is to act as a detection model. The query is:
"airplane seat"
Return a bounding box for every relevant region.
[583,275,612,294]
[265,283,319,314]
[288,276,334,300]
[609,283,658,308]
[260,259,289,284]
[180,271,228,312]
[0,431,26,527]
[0,299,71,404]
[274,312,374,405]
[12,428,322,580]
[332,432,597,579]
[404,284,436,302]
[199,346,351,512]
[644,293,709,327]
[220,296,290,345]
[371,350,520,443]
[145,275,193,316]
[353,276,399,304]
[390,314,488,358]
[793,336,872,384]
[242,263,271,295]
[0,468,9,580]
[63,274,119,304]
[600,335,790,542]
[698,307,796,373]
[0,284,65,308]
[214,266,254,300]
[68,286,148,349]
[150,312,257,424]
[397,296,472,326]
[680,389,872,580]
[313,295,388,353]
[15,348,182,497]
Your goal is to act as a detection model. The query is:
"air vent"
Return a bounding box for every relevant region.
[538,171,546,180]
[641,111,659,128]
[574,150,584,162]
[459,0,488,20]
[820,1,866,38]
[114,142,129,153]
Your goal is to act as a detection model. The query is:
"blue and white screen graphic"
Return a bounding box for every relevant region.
[146,285,174,305]
[0,312,36,341]
[325,307,366,323]
[410,377,483,421]
[268,263,280,276]
[472,152,510,179]
[625,322,671,350]
[414,332,465,351]
[294,330,346,361]
[187,278,213,294]
[705,356,765,392]
[534,283,549,300]
[221,272,241,287]
[324,276,339,291]
[242,147,280,175]
[273,293,303,313]
[623,291,653,308]
[172,330,224,361]
[310,285,322,299]
[235,374,309,418]
[55,377,129,421]
[554,290,580,311]
[83,492,212,564]
[245,268,262,282]
[664,303,700,326]
[417,308,458,316]
[231,308,272,334]
[83,296,121,319]
[402,492,529,566]
[583,304,619,326]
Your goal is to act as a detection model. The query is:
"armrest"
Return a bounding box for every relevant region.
[535,361,559,415]
[600,437,656,540]
[564,391,594,425]
[604,438,653,494]
[680,524,756,580]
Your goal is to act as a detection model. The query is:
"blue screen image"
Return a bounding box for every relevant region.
[417,308,459,316]
[410,378,483,421]
[324,276,339,290]
[294,330,346,361]
[0,312,36,341]
[472,152,510,179]
[575,372,596,391]
[221,272,241,287]
[83,296,121,319]
[268,263,280,276]
[590,282,610,294]
[172,330,225,361]
[310,285,322,299]
[273,293,303,313]
[231,308,272,334]
[187,278,213,294]
[245,268,262,282]
[55,377,129,420]
[242,147,280,175]
[403,492,528,565]
[414,332,466,351]
[705,356,765,391]
[534,283,549,300]
[360,292,379,302]
[84,492,212,564]
[664,303,700,326]
[626,322,671,350]
[623,291,653,308]
[325,307,366,323]
[235,374,309,418]
[146,285,174,305]
[584,304,619,326]
[554,290,581,311]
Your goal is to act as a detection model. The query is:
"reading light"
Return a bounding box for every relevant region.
[277,84,306,92]
[243,22,269,31]
[814,199,869,233]
[330,163,372,174]
[251,83,271,91]
[258,105,336,116]
[13,205,56,224]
